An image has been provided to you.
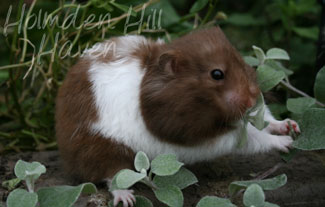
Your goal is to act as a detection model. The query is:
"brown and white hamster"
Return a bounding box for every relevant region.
[55,27,299,206]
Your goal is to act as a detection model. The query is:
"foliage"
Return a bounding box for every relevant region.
[229,174,287,197]
[4,160,96,207]
[109,151,197,207]
[0,0,324,206]
[0,0,323,155]
[110,151,287,207]
[244,46,325,153]
[292,108,325,150]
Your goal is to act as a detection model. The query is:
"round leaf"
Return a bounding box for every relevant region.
[227,14,266,26]
[265,60,293,76]
[134,195,153,207]
[243,184,265,207]
[153,167,198,190]
[286,97,316,114]
[314,66,325,103]
[134,151,150,172]
[151,154,183,176]
[266,48,290,60]
[244,56,259,67]
[252,45,266,65]
[6,189,38,207]
[116,169,146,189]
[14,160,46,181]
[2,178,21,191]
[256,64,286,92]
[229,174,287,197]
[293,108,325,150]
[37,183,97,207]
[264,202,280,207]
[154,185,183,207]
[189,0,209,13]
[293,27,319,40]
[196,196,236,207]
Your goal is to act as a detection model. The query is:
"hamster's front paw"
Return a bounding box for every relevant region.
[112,189,136,207]
[267,119,300,135]
[273,135,293,153]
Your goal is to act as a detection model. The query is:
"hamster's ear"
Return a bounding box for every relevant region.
[158,50,182,75]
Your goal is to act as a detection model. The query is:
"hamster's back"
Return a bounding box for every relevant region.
[55,36,153,182]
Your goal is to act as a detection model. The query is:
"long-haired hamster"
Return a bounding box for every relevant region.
[55,27,299,206]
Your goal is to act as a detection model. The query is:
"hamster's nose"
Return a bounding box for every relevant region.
[245,97,256,108]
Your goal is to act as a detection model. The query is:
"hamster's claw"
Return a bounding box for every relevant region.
[284,119,300,134]
[112,189,136,207]
[275,135,293,153]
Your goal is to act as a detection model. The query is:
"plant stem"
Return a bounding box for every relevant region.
[280,80,325,107]
[26,178,35,193]
[201,0,217,25]
[20,0,37,63]
[140,177,157,190]
[85,0,157,27]
[0,61,32,70]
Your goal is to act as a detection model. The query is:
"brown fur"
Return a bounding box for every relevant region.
[56,59,134,182]
[139,27,260,146]
[56,27,259,183]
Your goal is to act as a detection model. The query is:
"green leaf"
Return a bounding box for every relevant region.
[248,107,266,130]
[293,108,325,150]
[229,174,287,197]
[90,0,113,12]
[133,195,153,207]
[256,64,286,92]
[264,202,280,207]
[252,45,266,65]
[243,184,265,207]
[293,27,319,40]
[116,169,146,189]
[153,167,198,190]
[266,48,290,60]
[189,0,209,13]
[196,196,236,207]
[151,154,183,176]
[286,97,316,114]
[37,183,97,207]
[244,56,259,67]
[314,66,325,103]
[108,195,153,207]
[247,94,266,130]
[0,70,9,83]
[265,60,293,76]
[281,148,298,163]
[227,14,266,26]
[14,160,46,181]
[6,189,38,207]
[134,151,150,172]
[154,185,183,207]
[147,0,180,28]
[268,103,288,120]
[2,178,21,191]
[110,170,123,191]
[237,119,248,148]
[110,2,136,17]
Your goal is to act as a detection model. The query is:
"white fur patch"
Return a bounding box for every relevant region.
[87,35,285,164]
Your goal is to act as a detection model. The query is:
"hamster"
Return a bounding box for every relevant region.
[55,27,300,206]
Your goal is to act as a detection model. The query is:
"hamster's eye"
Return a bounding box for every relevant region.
[210,69,224,80]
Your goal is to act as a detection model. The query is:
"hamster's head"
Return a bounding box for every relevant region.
[140,27,260,146]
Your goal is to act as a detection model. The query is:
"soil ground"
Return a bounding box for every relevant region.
[1,150,325,207]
